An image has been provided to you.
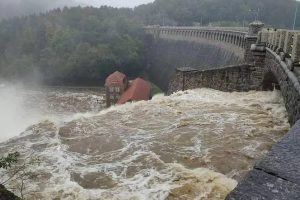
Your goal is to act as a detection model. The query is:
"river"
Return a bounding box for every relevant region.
[0,85,289,200]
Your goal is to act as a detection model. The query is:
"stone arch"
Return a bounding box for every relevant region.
[230,35,233,43]
[234,36,237,45]
[226,34,229,43]
[191,31,195,37]
[193,31,196,37]
[218,32,221,41]
[241,38,245,48]
[238,36,242,46]
[262,71,280,90]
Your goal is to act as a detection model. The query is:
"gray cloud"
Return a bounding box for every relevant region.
[74,0,154,8]
[0,0,154,19]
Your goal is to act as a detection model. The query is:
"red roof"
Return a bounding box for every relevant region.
[117,78,151,104]
[105,71,126,86]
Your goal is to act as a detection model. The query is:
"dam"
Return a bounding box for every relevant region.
[0,21,299,199]
[145,22,300,199]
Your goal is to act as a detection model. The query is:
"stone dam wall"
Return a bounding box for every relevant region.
[146,24,300,199]
[144,28,246,91]
[168,64,263,93]
[169,48,300,125]
[264,49,300,126]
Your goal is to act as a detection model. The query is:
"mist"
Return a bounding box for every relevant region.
[74,0,154,8]
[0,0,154,19]
[0,83,40,142]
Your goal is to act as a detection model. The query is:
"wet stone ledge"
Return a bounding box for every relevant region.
[226,120,300,200]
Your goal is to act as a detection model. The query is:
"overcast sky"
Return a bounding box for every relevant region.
[0,0,155,19]
[74,0,154,8]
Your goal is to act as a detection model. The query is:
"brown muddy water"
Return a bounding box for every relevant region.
[0,85,289,200]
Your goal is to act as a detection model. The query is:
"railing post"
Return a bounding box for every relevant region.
[292,33,300,66]
[284,31,297,59]
[244,21,265,63]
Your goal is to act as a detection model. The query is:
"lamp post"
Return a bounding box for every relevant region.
[249,8,260,22]
[293,0,300,30]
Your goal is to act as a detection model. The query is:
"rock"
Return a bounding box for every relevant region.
[226,169,300,200]
[227,120,300,199]
[255,120,300,185]
[0,184,20,200]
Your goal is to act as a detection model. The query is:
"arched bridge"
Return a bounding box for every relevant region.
[145,22,300,199]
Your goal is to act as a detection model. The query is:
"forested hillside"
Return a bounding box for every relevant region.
[0,0,298,85]
[0,0,77,20]
[0,7,144,84]
[135,0,296,28]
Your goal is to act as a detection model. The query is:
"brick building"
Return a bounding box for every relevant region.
[105,71,128,107]
[105,71,151,107]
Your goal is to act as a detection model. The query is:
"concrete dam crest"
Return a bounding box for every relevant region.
[145,22,300,199]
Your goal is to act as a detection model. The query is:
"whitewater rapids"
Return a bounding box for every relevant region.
[0,86,289,200]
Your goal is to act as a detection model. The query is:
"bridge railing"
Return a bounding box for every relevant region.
[144,26,248,49]
[258,29,300,70]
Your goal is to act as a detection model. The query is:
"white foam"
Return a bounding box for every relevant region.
[0,87,290,199]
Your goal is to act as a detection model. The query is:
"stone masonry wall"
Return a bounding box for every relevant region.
[144,36,244,91]
[146,24,300,200]
[168,64,264,94]
[168,46,300,125]
[264,49,300,125]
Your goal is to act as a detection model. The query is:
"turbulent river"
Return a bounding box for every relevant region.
[0,85,289,200]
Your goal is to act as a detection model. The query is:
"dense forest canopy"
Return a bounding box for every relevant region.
[135,0,297,28]
[0,7,144,84]
[0,0,78,20]
[0,0,299,85]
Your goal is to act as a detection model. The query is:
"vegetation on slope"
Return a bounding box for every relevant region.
[0,0,299,85]
[135,0,297,28]
[0,7,144,85]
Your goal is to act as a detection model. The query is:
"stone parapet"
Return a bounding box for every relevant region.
[168,64,264,94]
[145,26,247,50]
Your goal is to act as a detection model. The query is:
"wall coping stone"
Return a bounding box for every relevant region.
[176,67,198,72]
[267,48,300,94]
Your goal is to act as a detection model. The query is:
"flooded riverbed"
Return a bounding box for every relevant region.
[0,86,289,200]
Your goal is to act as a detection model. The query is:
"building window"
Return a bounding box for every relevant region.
[110,95,114,100]
[109,87,114,92]
[115,87,120,92]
